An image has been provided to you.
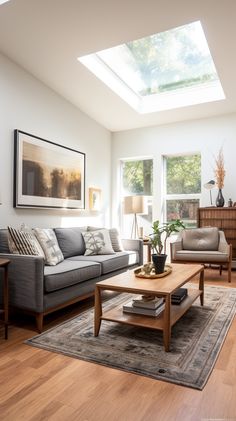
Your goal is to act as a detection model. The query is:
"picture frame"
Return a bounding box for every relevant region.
[14,130,86,209]
[89,187,102,211]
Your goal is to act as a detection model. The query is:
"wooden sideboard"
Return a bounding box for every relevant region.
[198,207,236,260]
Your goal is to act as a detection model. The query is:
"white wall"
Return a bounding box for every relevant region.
[111,113,236,228]
[0,53,111,228]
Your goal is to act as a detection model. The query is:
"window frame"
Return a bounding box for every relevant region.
[120,157,154,237]
[163,153,201,226]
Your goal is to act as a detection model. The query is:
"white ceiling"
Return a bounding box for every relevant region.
[0,0,236,132]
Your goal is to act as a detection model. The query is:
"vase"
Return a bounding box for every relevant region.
[216,189,225,207]
[152,254,167,274]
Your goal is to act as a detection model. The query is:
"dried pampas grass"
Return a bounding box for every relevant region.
[215,148,225,189]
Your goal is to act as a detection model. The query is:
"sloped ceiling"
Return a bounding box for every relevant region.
[0,0,236,131]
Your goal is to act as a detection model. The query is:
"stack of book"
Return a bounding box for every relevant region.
[171,288,188,304]
[123,295,165,317]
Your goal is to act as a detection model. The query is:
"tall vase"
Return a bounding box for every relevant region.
[216,189,225,207]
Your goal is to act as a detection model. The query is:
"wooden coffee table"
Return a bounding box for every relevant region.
[94,263,204,351]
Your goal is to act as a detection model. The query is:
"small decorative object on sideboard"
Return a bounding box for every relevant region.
[148,219,185,274]
[228,198,233,207]
[214,147,225,207]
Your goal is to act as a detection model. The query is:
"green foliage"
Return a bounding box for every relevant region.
[166,155,201,194]
[149,219,185,255]
[123,160,153,195]
[127,22,217,96]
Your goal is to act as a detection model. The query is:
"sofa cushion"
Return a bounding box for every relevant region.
[34,228,64,266]
[54,227,86,258]
[44,260,101,292]
[68,251,139,274]
[82,229,115,256]
[182,227,219,251]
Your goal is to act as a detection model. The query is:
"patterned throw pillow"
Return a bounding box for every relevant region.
[34,228,64,266]
[82,229,115,256]
[20,223,45,257]
[7,226,44,257]
[109,228,124,252]
[87,226,124,252]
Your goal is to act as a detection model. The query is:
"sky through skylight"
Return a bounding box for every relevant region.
[78,21,225,113]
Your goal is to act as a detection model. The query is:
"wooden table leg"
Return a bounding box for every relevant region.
[4,264,8,340]
[163,294,171,352]
[199,267,204,306]
[94,286,102,336]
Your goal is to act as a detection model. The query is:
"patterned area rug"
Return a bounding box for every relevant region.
[26,284,236,390]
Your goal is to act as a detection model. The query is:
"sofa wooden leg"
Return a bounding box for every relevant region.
[219,265,223,275]
[36,313,43,333]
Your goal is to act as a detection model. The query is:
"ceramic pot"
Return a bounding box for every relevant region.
[216,189,225,207]
[151,253,167,274]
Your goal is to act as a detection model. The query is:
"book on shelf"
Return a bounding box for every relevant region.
[132,295,164,309]
[123,301,165,317]
[171,288,188,305]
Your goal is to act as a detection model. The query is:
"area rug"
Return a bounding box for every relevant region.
[26,284,236,390]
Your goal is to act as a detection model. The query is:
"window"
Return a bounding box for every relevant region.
[164,154,201,228]
[122,159,153,196]
[78,21,225,113]
[121,159,153,237]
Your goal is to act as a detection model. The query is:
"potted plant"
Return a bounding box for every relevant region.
[149,219,185,274]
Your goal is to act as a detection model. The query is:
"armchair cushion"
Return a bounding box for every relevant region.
[182,227,219,251]
[175,250,229,263]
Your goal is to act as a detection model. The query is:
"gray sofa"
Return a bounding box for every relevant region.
[0,227,143,331]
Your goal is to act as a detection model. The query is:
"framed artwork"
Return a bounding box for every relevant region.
[89,187,102,211]
[14,130,85,209]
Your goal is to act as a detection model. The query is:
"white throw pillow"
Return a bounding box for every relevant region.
[87,226,124,252]
[82,229,115,256]
[34,228,64,266]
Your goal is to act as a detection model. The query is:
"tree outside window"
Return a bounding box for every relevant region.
[122,159,153,195]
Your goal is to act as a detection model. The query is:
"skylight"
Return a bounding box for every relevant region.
[78,21,225,114]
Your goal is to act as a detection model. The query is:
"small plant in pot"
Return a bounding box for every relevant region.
[149,219,185,274]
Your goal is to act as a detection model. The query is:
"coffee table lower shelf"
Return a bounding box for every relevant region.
[101,289,201,331]
[94,264,204,351]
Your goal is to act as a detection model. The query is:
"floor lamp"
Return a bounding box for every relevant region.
[123,195,147,239]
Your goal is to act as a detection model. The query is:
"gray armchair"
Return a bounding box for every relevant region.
[170,227,232,282]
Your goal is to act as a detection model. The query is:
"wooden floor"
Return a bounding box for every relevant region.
[0,268,236,421]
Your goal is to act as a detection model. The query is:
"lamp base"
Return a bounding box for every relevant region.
[131,214,139,239]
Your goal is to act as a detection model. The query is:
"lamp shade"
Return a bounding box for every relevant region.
[204,180,215,190]
[123,195,147,215]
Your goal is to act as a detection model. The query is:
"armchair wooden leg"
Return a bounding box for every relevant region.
[228,244,232,283]
[219,265,222,276]
[228,262,232,283]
